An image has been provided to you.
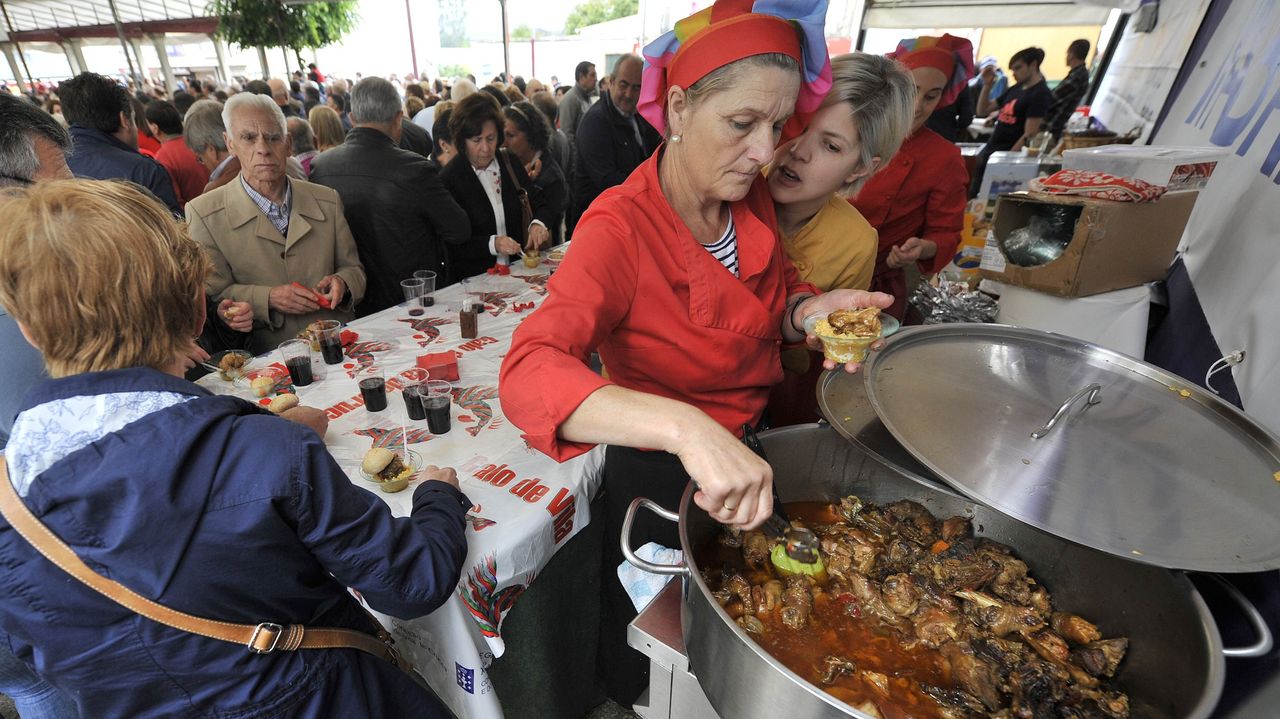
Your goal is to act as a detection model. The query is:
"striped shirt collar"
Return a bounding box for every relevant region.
[240,174,293,237]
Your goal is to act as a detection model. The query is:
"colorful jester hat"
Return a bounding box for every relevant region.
[638,0,833,142]
[889,34,976,107]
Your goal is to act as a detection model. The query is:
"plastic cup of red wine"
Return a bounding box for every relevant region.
[278,339,313,387]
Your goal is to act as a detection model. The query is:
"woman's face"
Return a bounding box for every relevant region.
[768,102,870,207]
[911,66,948,133]
[503,119,532,161]
[465,120,498,169]
[670,66,801,203]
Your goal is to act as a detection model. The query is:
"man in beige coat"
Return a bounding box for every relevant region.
[187,93,366,354]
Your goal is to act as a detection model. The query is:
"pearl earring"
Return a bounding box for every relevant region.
[670,134,682,143]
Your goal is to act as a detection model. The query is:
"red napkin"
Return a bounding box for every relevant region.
[340,329,358,347]
[292,281,332,309]
[1030,170,1166,202]
[416,352,460,381]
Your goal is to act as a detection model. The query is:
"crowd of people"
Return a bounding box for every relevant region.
[0,3,1099,714]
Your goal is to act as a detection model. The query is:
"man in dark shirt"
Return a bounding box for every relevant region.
[971,47,1054,197]
[570,54,660,231]
[59,72,182,214]
[1047,39,1092,139]
[310,77,470,315]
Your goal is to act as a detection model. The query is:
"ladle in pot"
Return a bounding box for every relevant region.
[742,425,820,565]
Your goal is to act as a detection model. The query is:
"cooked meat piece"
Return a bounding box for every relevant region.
[1027,586,1053,618]
[918,576,961,612]
[1070,638,1128,678]
[836,495,865,524]
[885,500,941,546]
[971,636,1029,671]
[377,454,408,481]
[710,588,732,607]
[1008,660,1070,719]
[881,573,921,616]
[1022,630,1100,688]
[819,655,857,685]
[742,531,770,569]
[956,589,1045,637]
[1058,687,1131,719]
[941,641,1005,711]
[920,684,986,718]
[719,527,743,548]
[983,554,1033,606]
[941,516,973,541]
[883,538,925,574]
[912,606,961,648]
[781,575,813,630]
[861,670,890,697]
[726,573,754,613]
[1052,612,1103,646]
[757,580,784,614]
[849,573,906,630]
[827,307,881,336]
[929,543,1002,592]
[737,615,766,634]
[819,526,880,578]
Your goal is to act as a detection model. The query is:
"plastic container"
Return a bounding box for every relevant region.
[1062,145,1228,191]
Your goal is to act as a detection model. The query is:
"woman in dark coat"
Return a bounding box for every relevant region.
[503,100,569,244]
[440,93,548,280]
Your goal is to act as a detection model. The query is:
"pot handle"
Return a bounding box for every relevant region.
[1202,574,1274,659]
[620,497,690,577]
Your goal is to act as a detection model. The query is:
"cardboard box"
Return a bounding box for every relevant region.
[979,190,1199,297]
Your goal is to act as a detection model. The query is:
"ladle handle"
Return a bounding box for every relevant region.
[1031,383,1102,439]
[620,498,690,577]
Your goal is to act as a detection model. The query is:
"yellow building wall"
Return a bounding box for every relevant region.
[978,25,1102,83]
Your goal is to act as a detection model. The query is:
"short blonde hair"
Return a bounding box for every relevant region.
[0,180,209,377]
[824,53,915,195]
[308,105,346,151]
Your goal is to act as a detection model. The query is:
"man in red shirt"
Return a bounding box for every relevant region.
[145,99,211,206]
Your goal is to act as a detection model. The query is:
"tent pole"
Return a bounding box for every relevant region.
[106,0,143,88]
[0,1,36,91]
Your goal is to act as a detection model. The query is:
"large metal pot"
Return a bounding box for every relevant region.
[623,424,1269,719]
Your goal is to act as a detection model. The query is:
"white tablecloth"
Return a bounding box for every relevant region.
[198,257,603,718]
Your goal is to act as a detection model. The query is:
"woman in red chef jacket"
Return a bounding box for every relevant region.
[499,0,891,704]
[852,34,974,321]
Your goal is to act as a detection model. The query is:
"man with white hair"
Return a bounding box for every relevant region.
[311,77,469,313]
[186,92,366,352]
[413,77,477,132]
[267,77,305,118]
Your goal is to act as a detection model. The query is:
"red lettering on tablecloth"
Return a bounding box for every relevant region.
[547,488,576,543]
[325,399,360,419]
[474,463,517,488]
[458,336,498,352]
[511,478,549,503]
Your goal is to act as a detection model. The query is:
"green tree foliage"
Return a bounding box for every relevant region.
[512,24,533,41]
[208,0,358,70]
[438,64,472,80]
[563,0,637,35]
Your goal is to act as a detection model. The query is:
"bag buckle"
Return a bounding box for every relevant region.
[248,622,284,654]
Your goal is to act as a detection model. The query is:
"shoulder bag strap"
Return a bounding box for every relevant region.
[499,148,535,237]
[0,460,427,688]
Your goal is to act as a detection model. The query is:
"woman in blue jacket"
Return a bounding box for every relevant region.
[0,179,469,718]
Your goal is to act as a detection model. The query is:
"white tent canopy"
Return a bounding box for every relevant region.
[863,0,1112,29]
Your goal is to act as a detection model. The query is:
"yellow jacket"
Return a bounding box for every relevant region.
[780,194,877,374]
[781,193,877,292]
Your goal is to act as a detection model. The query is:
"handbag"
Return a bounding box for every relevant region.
[499,148,535,244]
[0,460,431,693]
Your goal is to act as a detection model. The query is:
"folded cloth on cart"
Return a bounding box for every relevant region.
[618,543,683,612]
[1030,169,1166,202]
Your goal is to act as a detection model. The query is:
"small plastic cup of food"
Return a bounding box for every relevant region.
[212,349,253,381]
[522,249,540,268]
[804,311,882,364]
[238,366,288,397]
[360,448,422,493]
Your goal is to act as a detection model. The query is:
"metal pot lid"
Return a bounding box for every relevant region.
[846,324,1280,573]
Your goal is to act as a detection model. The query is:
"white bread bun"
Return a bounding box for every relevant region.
[268,393,300,414]
[361,447,395,476]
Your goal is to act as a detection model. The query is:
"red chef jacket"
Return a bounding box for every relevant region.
[500,150,818,462]
[851,127,967,320]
